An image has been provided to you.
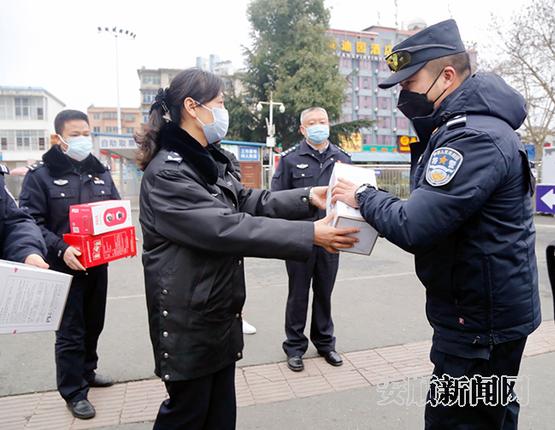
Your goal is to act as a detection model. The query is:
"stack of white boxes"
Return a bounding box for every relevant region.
[326,162,380,255]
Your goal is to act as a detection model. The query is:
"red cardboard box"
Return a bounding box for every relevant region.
[69,200,132,235]
[63,227,137,268]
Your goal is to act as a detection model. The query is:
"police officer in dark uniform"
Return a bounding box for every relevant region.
[0,164,48,267]
[19,110,121,420]
[272,106,351,372]
[333,20,540,429]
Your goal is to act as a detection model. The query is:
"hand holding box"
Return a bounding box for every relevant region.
[326,163,379,255]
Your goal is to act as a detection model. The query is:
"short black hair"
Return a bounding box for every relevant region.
[54,109,89,135]
[426,52,472,78]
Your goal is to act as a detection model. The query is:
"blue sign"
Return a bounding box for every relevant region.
[525,144,536,161]
[536,184,555,214]
[239,146,259,162]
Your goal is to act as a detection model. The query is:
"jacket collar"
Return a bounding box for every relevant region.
[298,139,338,159]
[42,145,106,176]
[158,122,231,185]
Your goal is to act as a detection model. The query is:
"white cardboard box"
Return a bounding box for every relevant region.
[69,200,132,235]
[0,260,72,334]
[326,163,379,255]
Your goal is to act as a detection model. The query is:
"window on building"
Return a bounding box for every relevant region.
[377,97,390,110]
[14,97,45,120]
[143,90,157,104]
[103,112,117,120]
[142,74,161,85]
[378,116,391,128]
[396,117,409,130]
[15,97,31,118]
[0,97,13,120]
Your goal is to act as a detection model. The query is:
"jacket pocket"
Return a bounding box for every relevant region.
[47,186,76,218]
[189,261,215,312]
[92,185,113,200]
[291,171,313,188]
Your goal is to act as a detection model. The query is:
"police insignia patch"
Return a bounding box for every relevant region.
[425,147,463,187]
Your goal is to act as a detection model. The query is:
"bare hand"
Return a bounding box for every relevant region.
[63,246,86,271]
[332,178,359,208]
[310,186,328,210]
[313,214,360,253]
[24,254,49,269]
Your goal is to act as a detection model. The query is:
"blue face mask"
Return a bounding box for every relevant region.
[60,135,93,162]
[306,124,330,144]
[195,102,229,144]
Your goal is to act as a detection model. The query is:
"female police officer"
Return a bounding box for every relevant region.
[136,68,358,430]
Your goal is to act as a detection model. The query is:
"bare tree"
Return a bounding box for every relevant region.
[490,0,555,163]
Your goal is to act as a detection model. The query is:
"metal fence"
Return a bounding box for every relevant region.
[360,164,411,199]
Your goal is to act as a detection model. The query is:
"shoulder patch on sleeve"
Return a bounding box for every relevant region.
[425,147,464,187]
[280,144,299,157]
[0,163,9,175]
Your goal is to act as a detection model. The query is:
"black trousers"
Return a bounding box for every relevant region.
[55,266,108,402]
[425,337,527,430]
[153,363,236,430]
[283,246,339,357]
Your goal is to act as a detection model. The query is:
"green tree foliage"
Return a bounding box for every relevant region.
[238,0,346,148]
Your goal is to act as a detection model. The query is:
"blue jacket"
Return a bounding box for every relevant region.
[271,140,351,219]
[0,167,46,262]
[19,146,120,273]
[358,73,541,350]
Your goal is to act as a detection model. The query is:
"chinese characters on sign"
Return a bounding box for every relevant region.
[238,146,260,162]
[330,38,393,60]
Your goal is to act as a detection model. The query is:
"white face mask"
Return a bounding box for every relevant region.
[59,135,93,161]
[195,102,229,144]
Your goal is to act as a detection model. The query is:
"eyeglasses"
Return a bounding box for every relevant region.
[385,50,412,72]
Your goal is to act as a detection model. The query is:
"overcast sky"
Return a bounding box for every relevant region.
[0,0,523,112]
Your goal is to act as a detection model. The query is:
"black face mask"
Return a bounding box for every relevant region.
[397,70,447,120]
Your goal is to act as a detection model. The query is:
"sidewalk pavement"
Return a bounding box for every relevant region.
[1,321,553,430]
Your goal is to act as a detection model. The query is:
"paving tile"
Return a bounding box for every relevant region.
[287,375,334,398]
[323,370,369,392]
[249,380,294,404]
[1,320,553,429]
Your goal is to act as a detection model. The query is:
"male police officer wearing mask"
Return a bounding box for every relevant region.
[333,20,540,429]
[272,107,351,372]
[0,164,48,268]
[19,110,121,420]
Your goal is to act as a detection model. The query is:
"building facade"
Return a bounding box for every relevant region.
[327,25,421,163]
[137,68,182,124]
[0,86,65,170]
[87,106,142,135]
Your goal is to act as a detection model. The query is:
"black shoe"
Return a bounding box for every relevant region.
[319,350,343,367]
[88,373,114,387]
[67,399,96,420]
[287,356,304,372]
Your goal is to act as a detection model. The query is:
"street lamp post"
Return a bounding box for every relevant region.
[256,92,285,186]
[97,26,136,135]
